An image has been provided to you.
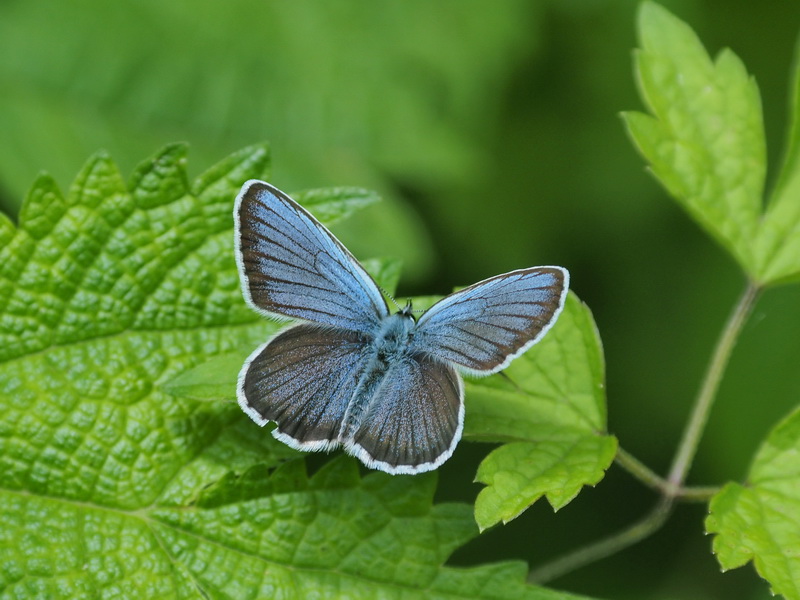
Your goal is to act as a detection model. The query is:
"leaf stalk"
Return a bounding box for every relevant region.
[666,281,761,487]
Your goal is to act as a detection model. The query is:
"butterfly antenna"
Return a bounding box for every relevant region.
[396,298,425,315]
[381,286,402,311]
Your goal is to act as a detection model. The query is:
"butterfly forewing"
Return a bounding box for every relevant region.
[239,324,372,449]
[235,180,389,333]
[344,354,463,474]
[410,267,569,375]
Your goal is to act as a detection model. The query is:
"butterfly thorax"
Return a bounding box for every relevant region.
[373,311,416,362]
[337,311,416,440]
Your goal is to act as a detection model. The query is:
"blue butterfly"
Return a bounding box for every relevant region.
[234,180,569,474]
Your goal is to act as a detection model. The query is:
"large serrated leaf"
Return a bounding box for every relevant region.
[0,145,593,599]
[0,143,275,510]
[706,406,800,600]
[466,293,616,531]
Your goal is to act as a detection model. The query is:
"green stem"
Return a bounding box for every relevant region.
[676,485,721,502]
[528,282,759,583]
[615,446,665,493]
[528,497,672,584]
[665,281,760,488]
[615,446,721,501]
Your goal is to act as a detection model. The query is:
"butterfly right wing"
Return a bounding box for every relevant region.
[409,266,568,375]
[235,180,389,334]
[238,323,373,450]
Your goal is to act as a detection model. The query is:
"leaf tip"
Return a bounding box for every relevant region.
[18,173,66,240]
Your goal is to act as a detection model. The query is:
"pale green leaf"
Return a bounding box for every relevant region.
[360,256,404,299]
[622,2,765,277]
[0,145,592,599]
[162,350,253,401]
[0,0,542,281]
[467,293,616,530]
[0,1,537,206]
[706,406,800,600]
[754,35,800,284]
[292,186,380,225]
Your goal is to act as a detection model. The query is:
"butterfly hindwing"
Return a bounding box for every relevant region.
[410,267,569,375]
[344,354,464,474]
[239,324,372,450]
[235,180,389,333]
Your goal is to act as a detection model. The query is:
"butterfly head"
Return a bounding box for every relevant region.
[397,299,416,322]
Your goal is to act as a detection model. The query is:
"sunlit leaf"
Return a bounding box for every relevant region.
[754,36,800,284]
[622,1,765,277]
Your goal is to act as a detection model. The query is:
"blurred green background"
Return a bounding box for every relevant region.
[2,1,799,598]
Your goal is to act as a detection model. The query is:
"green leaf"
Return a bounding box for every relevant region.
[0,1,543,281]
[0,142,274,503]
[292,186,380,225]
[622,2,765,278]
[0,457,592,599]
[361,256,404,298]
[161,350,252,401]
[754,35,800,284]
[0,1,537,206]
[706,406,800,600]
[0,145,592,599]
[624,2,800,285]
[467,293,617,531]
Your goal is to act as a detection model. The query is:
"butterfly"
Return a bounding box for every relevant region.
[234,180,569,475]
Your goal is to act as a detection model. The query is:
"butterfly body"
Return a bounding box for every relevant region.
[339,309,417,437]
[235,180,568,474]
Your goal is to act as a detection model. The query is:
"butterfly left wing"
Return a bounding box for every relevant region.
[239,324,372,449]
[409,266,569,375]
[235,180,389,334]
[342,354,464,475]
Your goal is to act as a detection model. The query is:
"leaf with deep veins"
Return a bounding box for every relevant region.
[0,144,594,599]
